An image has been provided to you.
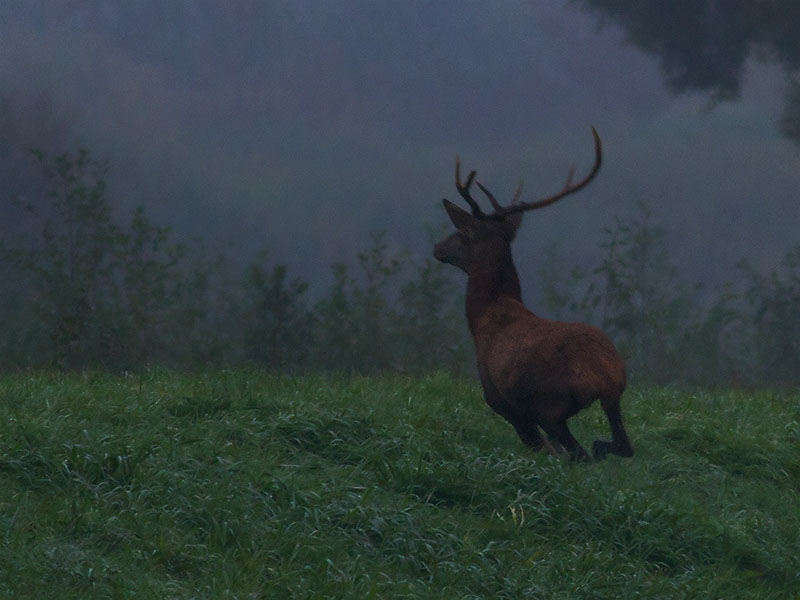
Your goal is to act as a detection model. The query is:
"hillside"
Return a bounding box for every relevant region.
[0,371,797,598]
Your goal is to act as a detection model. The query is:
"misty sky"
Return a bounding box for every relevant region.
[2,1,799,299]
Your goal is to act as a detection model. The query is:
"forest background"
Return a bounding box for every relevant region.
[2,138,798,386]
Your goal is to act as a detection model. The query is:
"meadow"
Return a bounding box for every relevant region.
[0,370,797,599]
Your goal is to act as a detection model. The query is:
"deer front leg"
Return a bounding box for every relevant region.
[541,420,591,462]
[480,377,562,456]
[510,420,560,456]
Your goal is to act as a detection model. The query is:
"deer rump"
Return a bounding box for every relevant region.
[474,298,629,459]
[435,128,634,461]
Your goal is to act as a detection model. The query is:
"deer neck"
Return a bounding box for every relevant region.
[465,242,523,330]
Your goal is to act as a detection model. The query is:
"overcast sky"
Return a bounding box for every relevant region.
[1,1,798,298]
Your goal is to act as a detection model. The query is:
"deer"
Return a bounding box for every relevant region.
[433,128,634,461]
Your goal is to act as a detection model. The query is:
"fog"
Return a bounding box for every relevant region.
[2,1,799,299]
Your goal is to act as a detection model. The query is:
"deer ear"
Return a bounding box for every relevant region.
[443,199,477,237]
[507,212,523,232]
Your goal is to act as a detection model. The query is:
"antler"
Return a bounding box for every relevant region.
[455,156,523,218]
[475,180,523,213]
[491,127,602,216]
[455,157,488,218]
[452,128,601,220]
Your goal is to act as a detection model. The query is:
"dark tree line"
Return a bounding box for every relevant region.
[2,146,799,385]
[538,200,800,385]
[0,148,471,374]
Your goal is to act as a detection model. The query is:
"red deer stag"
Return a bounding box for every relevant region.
[434,128,633,461]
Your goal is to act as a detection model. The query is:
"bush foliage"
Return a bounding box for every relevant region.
[1,149,470,374]
[2,148,799,385]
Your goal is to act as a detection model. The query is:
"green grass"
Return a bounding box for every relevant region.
[0,370,797,599]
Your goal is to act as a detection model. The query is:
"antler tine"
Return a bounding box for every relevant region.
[511,180,524,205]
[499,127,603,216]
[563,166,575,189]
[455,156,486,217]
[475,181,504,213]
[476,177,524,213]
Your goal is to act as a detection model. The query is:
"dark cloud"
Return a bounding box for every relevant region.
[577,0,800,145]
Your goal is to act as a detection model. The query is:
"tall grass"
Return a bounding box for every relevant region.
[0,370,797,598]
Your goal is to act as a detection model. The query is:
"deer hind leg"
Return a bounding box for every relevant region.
[593,394,634,460]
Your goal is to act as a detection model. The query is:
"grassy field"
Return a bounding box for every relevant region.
[0,370,797,599]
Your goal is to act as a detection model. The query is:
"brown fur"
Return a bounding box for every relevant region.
[434,149,634,461]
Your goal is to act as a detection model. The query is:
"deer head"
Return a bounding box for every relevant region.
[434,127,602,274]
